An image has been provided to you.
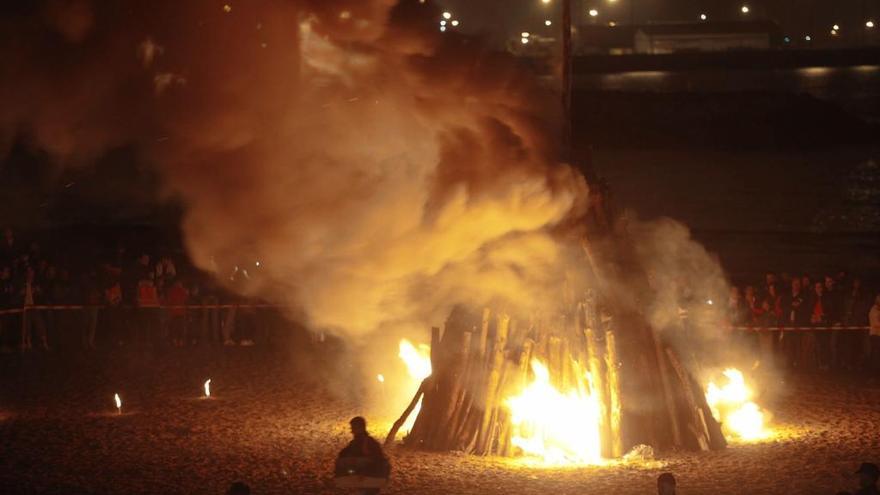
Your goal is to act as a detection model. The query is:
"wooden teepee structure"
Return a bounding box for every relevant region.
[385,296,726,458]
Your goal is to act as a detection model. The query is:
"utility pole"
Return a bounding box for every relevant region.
[561,0,572,160]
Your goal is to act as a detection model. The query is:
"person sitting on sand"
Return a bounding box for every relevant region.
[855,463,880,495]
[657,472,676,495]
[335,416,391,493]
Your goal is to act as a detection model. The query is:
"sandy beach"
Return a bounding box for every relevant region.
[1,341,878,495]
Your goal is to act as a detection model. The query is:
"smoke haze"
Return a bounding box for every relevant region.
[1,0,591,339]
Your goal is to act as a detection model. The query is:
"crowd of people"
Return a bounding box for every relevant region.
[3,225,879,372]
[725,271,880,372]
[0,228,271,352]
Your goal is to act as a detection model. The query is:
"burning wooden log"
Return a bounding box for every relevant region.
[389,302,726,462]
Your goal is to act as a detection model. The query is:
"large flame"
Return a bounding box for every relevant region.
[397,339,432,432]
[506,360,603,465]
[398,339,432,380]
[705,368,769,441]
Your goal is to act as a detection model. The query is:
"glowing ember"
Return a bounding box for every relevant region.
[506,360,603,465]
[114,393,122,414]
[204,379,212,398]
[705,368,769,441]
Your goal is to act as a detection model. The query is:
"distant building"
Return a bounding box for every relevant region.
[576,25,636,55]
[634,21,783,54]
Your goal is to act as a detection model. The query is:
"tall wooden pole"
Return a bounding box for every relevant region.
[561,0,572,161]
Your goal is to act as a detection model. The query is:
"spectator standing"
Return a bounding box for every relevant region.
[657,473,677,495]
[0,266,13,351]
[42,264,57,344]
[870,295,880,374]
[154,254,176,340]
[136,273,161,349]
[154,255,177,291]
[757,283,782,366]
[164,278,189,347]
[780,278,808,368]
[809,282,834,370]
[19,266,48,350]
[823,275,846,368]
[82,270,102,349]
[0,228,20,266]
[854,462,880,495]
[194,276,220,345]
[727,286,747,326]
[842,278,871,368]
[104,276,124,347]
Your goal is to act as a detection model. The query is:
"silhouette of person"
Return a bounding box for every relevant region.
[657,472,676,495]
[855,463,880,495]
[336,416,390,494]
[226,481,250,495]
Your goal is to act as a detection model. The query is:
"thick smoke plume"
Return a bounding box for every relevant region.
[1,0,590,338]
[0,1,740,366]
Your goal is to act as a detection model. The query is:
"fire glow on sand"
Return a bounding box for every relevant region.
[204,379,212,398]
[705,368,770,441]
[114,393,122,415]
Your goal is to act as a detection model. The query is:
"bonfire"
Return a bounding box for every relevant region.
[386,299,729,464]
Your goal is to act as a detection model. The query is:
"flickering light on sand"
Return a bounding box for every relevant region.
[204,379,212,398]
[706,369,769,441]
[506,360,603,465]
[114,393,122,414]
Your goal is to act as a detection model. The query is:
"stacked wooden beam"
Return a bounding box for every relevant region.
[385,299,726,458]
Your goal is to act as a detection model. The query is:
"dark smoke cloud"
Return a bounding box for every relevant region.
[0,0,591,338]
